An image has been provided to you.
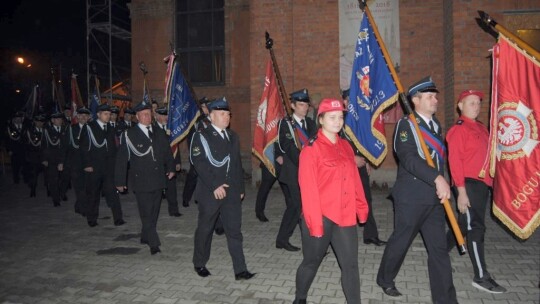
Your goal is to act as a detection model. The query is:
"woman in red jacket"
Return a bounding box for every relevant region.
[293,98,369,304]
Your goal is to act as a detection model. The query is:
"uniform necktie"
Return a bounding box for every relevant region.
[55,126,60,133]
[301,119,307,132]
[147,126,153,139]
[103,124,107,132]
[429,120,436,133]
[221,130,229,142]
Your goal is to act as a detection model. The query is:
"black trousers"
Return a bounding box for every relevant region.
[27,162,44,194]
[255,165,289,216]
[449,178,491,281]
[84,169,122,223]
[10,152,24,184]
[295,217,360,304]
[358,167,379,240]
[377,202,457,304]
[276,182,300,245]
[193,195,247,274]
[67,164,86,213]
[182,164,198,204]
[45,162,61,204]
[135,190,163,247]
[165,176,179,214]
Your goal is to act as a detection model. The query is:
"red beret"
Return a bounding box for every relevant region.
[458,90,484,102]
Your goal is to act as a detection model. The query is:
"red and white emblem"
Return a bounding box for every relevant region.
[497,101,539,160]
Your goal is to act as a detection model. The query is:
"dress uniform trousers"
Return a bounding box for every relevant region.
[377,201,457,303]
[193,195,247,274]
[85,167,122,223]
[182,164,198,204]
[276,182,300,245]
[165,176,180,214]
[135,190,163,247]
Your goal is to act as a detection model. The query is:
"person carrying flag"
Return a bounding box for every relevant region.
[376,77,457,303]
[275,89,317,252]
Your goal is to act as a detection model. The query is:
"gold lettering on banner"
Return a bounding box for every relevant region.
[511,171,540,209]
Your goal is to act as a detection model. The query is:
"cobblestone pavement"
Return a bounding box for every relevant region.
[0,172,538,304]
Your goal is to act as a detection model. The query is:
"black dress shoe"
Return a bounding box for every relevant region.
[234,271,255,281]
[114,219,126,226]
[293,299,307,304]
[30,188,36,197]
[62,194,68,201]
[276,242,300,252]
[53,201,61,207]
[194,266,211,277]
[169,212,183,217]
[215,227,225,235]
[182,200,189,207]
[364,238,387,246]
[150,246,161,255]
[381,286,402,297]
[88,221,98,227]
[256,213,269,222]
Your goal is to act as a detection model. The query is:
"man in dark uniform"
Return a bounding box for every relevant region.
[183,97,211,207]
[25,114,46,197]
[63,107,91,215]
[154,106,182,217]
[6,111,26,184]
[117,107,135,136]
[275,89,317,251]
[79,104,125,227]
[190,97,255,280]
[109,105,120,145]
[341,88,387,246]
[43,111,67,207]
[63,104,73,126]
[376,77,457,303]
[115,103,175,255]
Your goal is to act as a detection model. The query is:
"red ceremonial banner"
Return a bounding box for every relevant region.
[252,58,285,177]
[484,35,540,239]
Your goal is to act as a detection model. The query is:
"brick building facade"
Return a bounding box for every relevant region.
[128,0,539,184]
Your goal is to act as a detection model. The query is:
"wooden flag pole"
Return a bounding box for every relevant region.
[360,0,466,253]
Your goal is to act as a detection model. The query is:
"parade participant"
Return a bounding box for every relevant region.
[154,106,182,217]
[115,102,175,255]
[42,111,67,207]
[275,88,317,251]
[109,105,120,129]
[190,97,255,280]
[79,104,125,227]
[117,107,135,136]
[341,88,387,246]
[183,97,211,207]
[25,114,46,197]
[446,90,506,293]
[63,107,91,216]
[294,98,369,304]
[376,77,457,303]
[6,111,26,184]
[63,104,73,126]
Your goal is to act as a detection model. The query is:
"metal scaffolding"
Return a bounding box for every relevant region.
[86,0,131,103]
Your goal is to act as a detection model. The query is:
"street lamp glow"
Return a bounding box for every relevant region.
[17,57,25,64]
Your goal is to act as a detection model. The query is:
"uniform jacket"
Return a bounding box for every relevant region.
[446,115,492,187]
[276,116,316,184]
[114,124,175,192]
[6,122,25,155]
[153,121,181,166]
[391,112,445,205]
[79,120,117,170]
[299,129,369,236]
[43,125,66,165]
[62,123,85,169]
[116,120,133,138]
[24,126,45,164]
[190,125,245,202]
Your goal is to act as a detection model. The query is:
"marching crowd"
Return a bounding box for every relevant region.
[4,76,506,303]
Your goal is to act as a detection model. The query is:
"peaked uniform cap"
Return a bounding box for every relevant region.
[97,104,111,112]
[290,89,310,103]
[408,76,439,97]
[207,97,230,112]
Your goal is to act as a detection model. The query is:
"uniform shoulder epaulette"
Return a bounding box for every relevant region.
[456,119,464,125]
[307,135,318,146]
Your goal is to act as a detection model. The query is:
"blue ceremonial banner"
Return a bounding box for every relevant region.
[344,12,398,166]
[165,53,199,150]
